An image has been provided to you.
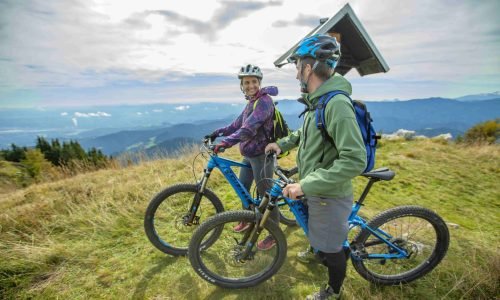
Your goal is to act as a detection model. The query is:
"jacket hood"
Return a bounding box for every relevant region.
[247,86,278,101]
[302,73,352,107]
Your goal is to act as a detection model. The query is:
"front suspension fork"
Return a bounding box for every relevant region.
[239,194,277,258]
[186,169,212,224]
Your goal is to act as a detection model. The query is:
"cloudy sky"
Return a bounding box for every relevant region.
[0,0,499,107]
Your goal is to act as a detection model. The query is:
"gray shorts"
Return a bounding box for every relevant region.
[307,195,353,253]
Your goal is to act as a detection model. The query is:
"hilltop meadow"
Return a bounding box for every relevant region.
[1,139,499,299]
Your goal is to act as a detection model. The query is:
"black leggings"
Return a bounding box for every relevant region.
[318,250,347,294]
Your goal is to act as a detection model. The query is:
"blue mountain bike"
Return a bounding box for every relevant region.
[144,140,298,256]
[188,153,450,288]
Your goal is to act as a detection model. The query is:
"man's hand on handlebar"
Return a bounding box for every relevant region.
[282,183,304,200]
[265,143,282,156]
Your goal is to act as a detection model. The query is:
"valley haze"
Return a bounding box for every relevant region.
[1,92,499,155]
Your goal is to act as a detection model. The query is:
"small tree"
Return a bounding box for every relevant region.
[47,139,62,165]
[36,136,52,153]
[20,149,54,182]
[2,144,27,162]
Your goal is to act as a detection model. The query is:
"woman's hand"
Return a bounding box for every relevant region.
[213,141,230,153]
[204,132,217,142]
[265,143,282,155]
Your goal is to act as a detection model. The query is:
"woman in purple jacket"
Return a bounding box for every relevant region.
[206,64,278,250]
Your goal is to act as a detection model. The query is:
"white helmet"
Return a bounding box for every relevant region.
[238,64,263,80]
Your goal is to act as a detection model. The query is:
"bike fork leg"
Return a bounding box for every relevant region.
[186,169,211,224]
[240,203,276,258]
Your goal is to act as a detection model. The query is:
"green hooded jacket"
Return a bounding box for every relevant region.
[277,73,367,199]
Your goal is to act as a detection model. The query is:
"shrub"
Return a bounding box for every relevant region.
[463,119,499,145]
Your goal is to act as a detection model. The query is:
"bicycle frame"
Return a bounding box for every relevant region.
[254,168,410,261]
[185,142,293,227]
[204,154,255,209]
[195,145,410,262]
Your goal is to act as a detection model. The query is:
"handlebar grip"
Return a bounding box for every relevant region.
[266,150,277,157]
[296,195,306,201]
[209,145,225,153]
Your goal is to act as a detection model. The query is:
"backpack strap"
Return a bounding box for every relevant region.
[252,99,259,110]
[315,90,351,163]
[252,97,275,142]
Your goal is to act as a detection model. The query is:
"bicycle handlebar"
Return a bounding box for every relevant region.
[277,166,298,178]
[266,152,295,185]
[202,138,225,153]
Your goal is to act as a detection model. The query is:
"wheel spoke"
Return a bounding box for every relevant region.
[154,191,217,247]
[145,184,222,255]
[198,220,279,280]
[189,211,287,288]
[353,206,449,284]
[357,214,439,278]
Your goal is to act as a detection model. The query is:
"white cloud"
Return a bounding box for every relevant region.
[61,112,68,116]
[74,111,111,117]
[152,109,163,112]
[0,0,499,105]
[174,105,190,111]
[137,112,142,115]
[71,117,78,127]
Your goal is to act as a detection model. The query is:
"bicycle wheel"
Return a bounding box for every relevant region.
[351,205,449,285]
[144,183,224,256]
[188,210,287,288]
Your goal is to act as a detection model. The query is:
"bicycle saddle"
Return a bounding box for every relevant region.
[361,167,395,181]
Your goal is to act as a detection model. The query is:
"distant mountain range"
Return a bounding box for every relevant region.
[79,120,229,155]
[1,92,499,155]
[454,91,500,102]
[80,97,499,156]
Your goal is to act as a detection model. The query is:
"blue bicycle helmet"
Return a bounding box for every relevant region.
[288,34,341,68]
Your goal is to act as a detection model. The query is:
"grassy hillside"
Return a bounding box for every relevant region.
[0,140,499,299]
[0,160,22,193]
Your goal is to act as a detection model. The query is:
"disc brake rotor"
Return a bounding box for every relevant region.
[173,214,198,232]
[225,245,257,267]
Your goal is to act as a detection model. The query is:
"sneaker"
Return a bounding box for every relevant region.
[306,284,341,300]
[297,246,316,264]
[257,235,276,251]
[297,246,324,264]
[233,222,250,233]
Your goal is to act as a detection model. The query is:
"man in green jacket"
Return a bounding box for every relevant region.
[265,34,366,299]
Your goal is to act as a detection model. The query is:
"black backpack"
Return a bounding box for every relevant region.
[253,100,290,157]
[315,90,379,172]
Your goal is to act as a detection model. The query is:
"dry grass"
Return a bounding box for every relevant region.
[0,139,499,299]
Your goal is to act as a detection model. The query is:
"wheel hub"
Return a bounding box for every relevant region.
[173,214,199,232]
[225,245,256,267]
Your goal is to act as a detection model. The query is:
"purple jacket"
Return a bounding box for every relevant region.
[213,86,278,157]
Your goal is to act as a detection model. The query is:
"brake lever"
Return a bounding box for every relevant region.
[208,144,225,153]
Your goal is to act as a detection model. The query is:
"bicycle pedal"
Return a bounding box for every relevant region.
[192,216,200,225]
[350,249,368,260]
